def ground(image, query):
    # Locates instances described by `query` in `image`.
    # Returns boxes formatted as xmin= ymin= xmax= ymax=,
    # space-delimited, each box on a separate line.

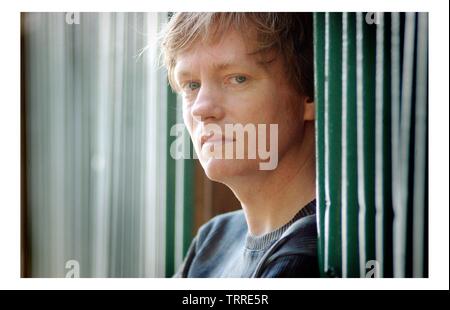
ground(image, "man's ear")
xmin=303 ymin=97 xmax=315 ymax=121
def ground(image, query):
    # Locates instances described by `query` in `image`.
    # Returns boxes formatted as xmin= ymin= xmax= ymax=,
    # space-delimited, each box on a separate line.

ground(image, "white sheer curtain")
xmin=24 ymin=12 xmax=168 ymax=277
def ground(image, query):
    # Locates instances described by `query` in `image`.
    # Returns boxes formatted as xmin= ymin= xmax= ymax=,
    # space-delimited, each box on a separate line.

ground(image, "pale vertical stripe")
xmin=93 ymin=12 xmax=112 ymax=277
xmin=394 ymin=13 xmax=416 ymax=278
xmin=157 ymin=12 xmax=169 ymax=277
xmin=375 ymin=12 xmax=385 ymax=278
xmin=323 ymin=12 xmax=331 ymax=272
xmin=341 ymin=12 xmax=349 ymax=278
xmin=42 ymin=14 xmax=51 ymax=276
xmin=356 ymin=12 xmax=367 ymax=277
xmin=53 ymin=13 xmax=66 ymax=277
xmin=146 ymin=12 xmax=156 ymax=277
xmin=72 ymin=13 xmax=83 ymax=275
xmin=110 ymin=12 xmax=125 ymax=276
xmin=144 ymin=12 xmax=167 ymax=277
xmin=63 ymin=12 xmax=75 ymax=277
xmin=413 ymin=13 xmax=428 ymax=278
xmin=390 ymin=12 xmax=402 ymax=278
xmin=156 ymin=12 xmax=169 ymax=277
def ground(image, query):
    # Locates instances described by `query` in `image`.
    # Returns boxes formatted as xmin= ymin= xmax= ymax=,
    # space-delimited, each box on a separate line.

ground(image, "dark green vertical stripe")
xmin=375 ymin=13 xmax=394 ymax=278
xmin=165 ymin=87 xmax=177 ymax=277
xmin=313 ymin=12 xmax=326 ymax=277
xmin=341 ymin=12 xmax=360 ymax=278
xmin=380 ymin=13 xmax=394 ymax=278
xmin=183 ymin=155 xmax=194 ymax=255
xmin=324 ymin=12 xmax=342 ymax=277
xmin=401 ymin=13 xmax=417 ymax=278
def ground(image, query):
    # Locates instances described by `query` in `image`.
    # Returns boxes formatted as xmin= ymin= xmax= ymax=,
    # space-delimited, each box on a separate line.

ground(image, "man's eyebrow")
xmin=175 ymin=70 xmax=195 ymax=80
xmin=175 ymin=58 xmax=267 ymax=81
xmin=211 ymin=61 xmax=241 ymax=71
xmin=211 ymin=58 xmax=265 ymax=71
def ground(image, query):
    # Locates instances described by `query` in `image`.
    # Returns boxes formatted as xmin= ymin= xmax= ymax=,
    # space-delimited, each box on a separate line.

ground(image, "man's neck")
xmin=225 ymin=124 xmax=316 ymax=236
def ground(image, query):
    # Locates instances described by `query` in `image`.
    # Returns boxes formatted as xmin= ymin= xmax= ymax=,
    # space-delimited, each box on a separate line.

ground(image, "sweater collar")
xmin=245 ymin=199 xmax=316 ymax=251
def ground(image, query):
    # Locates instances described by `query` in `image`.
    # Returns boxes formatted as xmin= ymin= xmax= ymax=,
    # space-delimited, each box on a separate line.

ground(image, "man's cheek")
xmin=182 ymin=111 xmax=194 ymax=133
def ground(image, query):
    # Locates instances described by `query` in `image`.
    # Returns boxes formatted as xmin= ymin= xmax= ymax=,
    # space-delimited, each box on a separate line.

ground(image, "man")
xmin=161 ymin=13 xmax=318 ymax=277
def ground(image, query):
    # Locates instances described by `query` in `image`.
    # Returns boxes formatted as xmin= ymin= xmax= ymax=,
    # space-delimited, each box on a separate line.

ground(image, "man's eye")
xmin=186 ymin=81 xmax=200 ymax=91
xmin=230 ymin=75 xmax=247 ymax=84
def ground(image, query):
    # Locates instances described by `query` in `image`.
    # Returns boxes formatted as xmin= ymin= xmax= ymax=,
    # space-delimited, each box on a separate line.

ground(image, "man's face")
xmin=174 ymin=29 xmax=307 ymax=183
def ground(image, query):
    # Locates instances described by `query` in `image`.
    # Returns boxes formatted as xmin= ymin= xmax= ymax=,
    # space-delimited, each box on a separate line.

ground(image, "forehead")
xmin=174 ymin=29 xmax=264 ymax=75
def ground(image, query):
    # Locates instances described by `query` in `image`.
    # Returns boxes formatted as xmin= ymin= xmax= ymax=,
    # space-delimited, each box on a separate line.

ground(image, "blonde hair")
xmin=160 ymin=13 xmax=313 ymax=98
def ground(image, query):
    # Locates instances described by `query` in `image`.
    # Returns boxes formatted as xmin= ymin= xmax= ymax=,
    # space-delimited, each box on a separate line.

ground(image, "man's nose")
xmin=190 ymin=85 xmax=225 ymax=123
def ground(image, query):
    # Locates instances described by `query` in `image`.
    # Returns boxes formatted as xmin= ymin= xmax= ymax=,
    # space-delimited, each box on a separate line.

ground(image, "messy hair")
xmin=160 ymin=12 xmax=314 ymax=99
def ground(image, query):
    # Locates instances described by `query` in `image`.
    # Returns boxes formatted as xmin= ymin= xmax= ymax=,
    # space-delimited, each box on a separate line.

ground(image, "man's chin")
xmin=202 ymin=159 xmax=231 ymax=182
xmin=201 ymin=158 xmax=258 ymax=182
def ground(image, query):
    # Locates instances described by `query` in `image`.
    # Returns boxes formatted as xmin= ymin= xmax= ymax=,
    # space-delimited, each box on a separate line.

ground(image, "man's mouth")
xmin=200 ymin=133 xmax=235 ymax=148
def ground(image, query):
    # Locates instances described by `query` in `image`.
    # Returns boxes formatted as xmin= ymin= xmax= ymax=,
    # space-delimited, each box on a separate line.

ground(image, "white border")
xmin=1 ymin=0 xmax=448 ymax=290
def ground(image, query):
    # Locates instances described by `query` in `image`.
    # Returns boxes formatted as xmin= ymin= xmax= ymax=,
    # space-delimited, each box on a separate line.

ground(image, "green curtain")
xmin=314 ymin=12 xmax=428 ymax=278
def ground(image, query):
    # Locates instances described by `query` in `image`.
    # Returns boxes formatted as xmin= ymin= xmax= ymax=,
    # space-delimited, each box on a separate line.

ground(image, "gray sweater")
xmin=174 ymin=200 xmax=319 ymax=278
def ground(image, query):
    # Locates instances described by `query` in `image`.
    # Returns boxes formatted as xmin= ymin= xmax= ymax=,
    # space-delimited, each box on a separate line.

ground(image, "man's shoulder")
xmin=263 ymin=213 xmax=318 ymax=263
xmin=284 ymin=213 xmax=317 ymax=239
xmin=253 ymin=214 xmax=319 ymax=277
